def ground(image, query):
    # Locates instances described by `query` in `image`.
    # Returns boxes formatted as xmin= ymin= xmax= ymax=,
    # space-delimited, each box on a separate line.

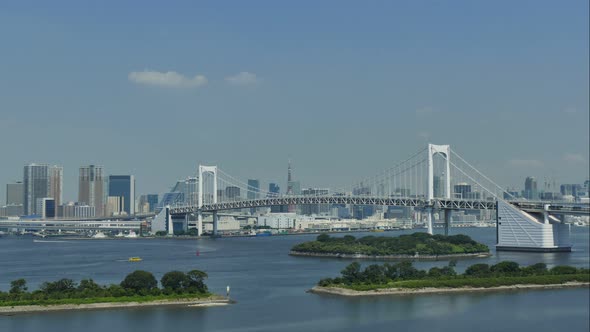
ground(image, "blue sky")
xmin=0 ymin=0 xmax=588 ymax=202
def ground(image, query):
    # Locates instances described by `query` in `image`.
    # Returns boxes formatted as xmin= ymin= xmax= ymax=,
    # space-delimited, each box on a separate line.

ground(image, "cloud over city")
xmin=563 ymin=153 xmax=587 ymax=164
xmin=225 ymin=72 xmax=258 ymax=86
xmin=128 ymin=70 xmax=208 ymax=88
xmin=507 ymin=159 xmax=544 ymax=168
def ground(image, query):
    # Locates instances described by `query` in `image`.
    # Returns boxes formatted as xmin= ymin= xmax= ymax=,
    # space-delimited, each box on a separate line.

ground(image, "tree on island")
xmin=187 ymin=270 xmax=208 ymax=293
xmin=9 ymin=279 xmax=27 ymax=294
xmin=161 ymin=271 xmax=189 ymax=293
xmin=121 ymin=270 xmax=158 ymax=294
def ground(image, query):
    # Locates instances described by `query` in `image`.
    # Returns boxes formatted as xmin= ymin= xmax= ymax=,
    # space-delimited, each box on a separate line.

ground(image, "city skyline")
xmin=0 ymin=1 xmax=588 ymax=204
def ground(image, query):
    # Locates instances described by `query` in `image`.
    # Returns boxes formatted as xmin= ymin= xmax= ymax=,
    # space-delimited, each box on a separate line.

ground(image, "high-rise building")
xmin=286 ymin=160 xmax=296 ymax=212
xmin=139 ymin=194 xmax=158 ymax=212
xmin=453 ymin=183 xmax=472 ymax=199
xmin=79 ymin=165 xmax=105 ymax=217
xmin=36 ymin=197 xmax=55 ymax=219
xmin=524 ymin=176 xmax=538 ymax=200
xmin=23 ymin=164 xmax=50 ymax=215
xmin=6 ymin=181 xmax=24 ymax=205
xmin=59 ymin=202 xmax=95 ymax=218
xmin=433 ymin=175 xmax=444 ymax=198
xmin=560 ymin=184 xmax=582 ymax=197
xmin=225 ymin=186 xmax=241 ymax=199
xmin=106 ymin=196 xmax=125 ymax=216
xmin=49 ymin=166 xmax=63 ymax=209
xmin=268 ymin=183 xmax=280 ymax=197
xmin=247 ymin=179 xmax=260 ymax=200
xmin=108 ymin=175 xmax=135 ymax=215
xmin=301 ymin=188 xmax=330 ymax=215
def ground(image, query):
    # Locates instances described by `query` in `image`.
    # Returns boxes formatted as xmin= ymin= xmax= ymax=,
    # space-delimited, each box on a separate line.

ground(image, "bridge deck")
xmin=168 ymin=196 xmax=589 ymax=215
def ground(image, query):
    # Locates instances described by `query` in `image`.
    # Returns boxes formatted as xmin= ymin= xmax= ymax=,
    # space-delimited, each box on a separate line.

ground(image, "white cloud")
xmin=415 ymin=107 xmax=437 ymax=117
xmin=562 ymin=107 xmax=577 ymax=114
xmin=225 ymin=72 xmax=258 ymax=86
xmin=128 ymin=70 xmax=208 ymax=88
xmin=507 ymin=159 xmax=544 ymax=168
xmin=417 ymin=131 xmax=430 ymax=140
xmin=563 ymin=153 xmax=587 ymax=164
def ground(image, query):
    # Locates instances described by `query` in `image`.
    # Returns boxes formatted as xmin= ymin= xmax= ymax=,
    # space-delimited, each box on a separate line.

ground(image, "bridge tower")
xmin=198 ymin=165 xmax=217 ymax=236
xmin=427 ymin=144 xmax=451 ymax=234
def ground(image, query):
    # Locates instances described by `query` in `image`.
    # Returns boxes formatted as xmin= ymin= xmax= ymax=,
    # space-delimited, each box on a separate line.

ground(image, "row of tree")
xmin=0 ymin=270 xmax=208 ymax=302
xmin=318 ymin=261 xmax=589 ymax=287
xmin=293 ymin=233 xmax=489 ymax=256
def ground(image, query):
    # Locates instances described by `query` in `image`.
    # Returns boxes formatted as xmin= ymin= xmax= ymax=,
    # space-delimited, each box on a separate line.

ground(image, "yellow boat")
xmin=128 ymin=257 xmax=142 ymax=262
xmin=371 ymin=229 xmax=384 ymax=232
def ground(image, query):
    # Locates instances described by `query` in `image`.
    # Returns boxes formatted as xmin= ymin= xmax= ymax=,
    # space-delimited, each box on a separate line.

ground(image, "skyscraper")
xmin=108 ymin=175 xmax=135 ymax=215
xmin=79 ymin=165 xmax=105 ymax=217
xmin=524 ymin=176 xmax=538 ymax=200
xmin=225 ymin=186 xmax=241 ymax=199
xmin=23 ymin=164 xmax=50 ymax=215
xmin=433 ymin=175 xmax=444 ymax=198
xmin=268 ymin=183 xmax=280 ymax=197
xmin=49 ymin=166 xmax=63 ymax=209
xmin=6 ymin=181 xmax=24 ymax=205
xmin=247 ymin=179 xmax=260 ymax=200
xmin=286 ymin=160 xmax=301 ymax=212
xmin=268 ymin=183 xmax=282 ymax=213
xmin=453 ymin=183 xmax=472 ymax=199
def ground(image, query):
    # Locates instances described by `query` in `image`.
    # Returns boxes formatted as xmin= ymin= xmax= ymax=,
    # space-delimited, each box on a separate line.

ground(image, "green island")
xmin=311 ymin=261 xmax=590 ymax=296
xmin=0 ymin=269 xmax=230 ymax=313
xmin=291 ymin=233 xmax=490 ymax=260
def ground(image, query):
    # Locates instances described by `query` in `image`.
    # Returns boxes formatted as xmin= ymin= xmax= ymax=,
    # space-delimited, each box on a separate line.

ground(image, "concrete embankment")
xmin=309 ymin=282 xmax=590 ymax=297
xmin=290 ymin=251 xmax=491 ymax=261
xmin=0 ymin=297 xmax=233 ymax=315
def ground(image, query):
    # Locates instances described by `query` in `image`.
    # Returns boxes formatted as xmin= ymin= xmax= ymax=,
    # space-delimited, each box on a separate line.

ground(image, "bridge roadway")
xmin=0 ymin=219 xmax=142 ymax=231
xmin=168 ymin=196 xmax=590 ymax=216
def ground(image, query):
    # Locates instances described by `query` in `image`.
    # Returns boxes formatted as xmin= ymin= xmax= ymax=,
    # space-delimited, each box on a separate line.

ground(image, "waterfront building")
xmin=524 ymin=176 xmax=538 ymax=200
xmin=247 ymin=179 xmax=260 ymax=199
xmin=560 ymin=184 xmax=582 ymax=197
xmin=49 ymin=166 xmax=63 ymax=209
xmin=106 ymin=196 xmax=126 ymax=216
xmin=108 ymin=175 xmax=135 ymax=215
xmin=79 ymin=165 xmax=105 ymax=217
xmin=36 ymin=197 xmax=55 ymax=219
xmin=225 ymin=186 xmax=241 ymax=199
xmin=433 ymin=175 xmax=444 ymax=198
xmin=268 ymin=183 xmax=283 ymax=212
xmin=23 ymin=164 xmax=50 ymax=215
xmin=6 ymin=181 xmax=24 ymax=206
xmin=59 ymin=202 xmax=96 ymax=218
xmin=453 ymin=183 xmax=472 ymax=199
xmin=139 ymin=194 xmax=158 ymax=212
xmin=0 ymin=204 xmax=24 ymax=217
xmin=301 ymin=188 xmax=330 ymax=215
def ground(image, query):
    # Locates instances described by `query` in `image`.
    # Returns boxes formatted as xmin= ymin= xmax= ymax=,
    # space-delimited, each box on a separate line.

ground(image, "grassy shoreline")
xmin=310 ymin=281 xmax=590 ymax=297
xmin=0 ymin=292 xmax=218 ymax=307
xmin=290 ymin=250 xmax=491 ymax=261
xmin=319 ymin=274 xmax=590 ymax=292
xmin=0 ymin=294 xmax=231 ymax=314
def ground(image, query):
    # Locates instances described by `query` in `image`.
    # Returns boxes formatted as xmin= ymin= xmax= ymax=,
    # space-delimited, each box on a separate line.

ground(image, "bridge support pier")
xmin=444 ymin=210 xmax=452 ymax=236
xmin=197 ymin=211 xmax=203 ymax=236
xmin=213 ymin=211 xmax=218 ymax=236
xmin=426 ymin=209 xmax=433 ymax=235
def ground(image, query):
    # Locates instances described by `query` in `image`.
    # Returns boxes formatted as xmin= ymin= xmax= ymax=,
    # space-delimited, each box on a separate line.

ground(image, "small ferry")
xmin=128 ymin=257 xmax=142 ymax=262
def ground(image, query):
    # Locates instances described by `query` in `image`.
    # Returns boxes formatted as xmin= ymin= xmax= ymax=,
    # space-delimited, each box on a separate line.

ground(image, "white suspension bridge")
xmin=153 ymin=143 xmax=589 ymax=252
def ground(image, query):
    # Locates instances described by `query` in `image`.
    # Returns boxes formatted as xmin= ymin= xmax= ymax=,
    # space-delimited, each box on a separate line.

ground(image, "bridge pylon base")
xmin=496 ymin=200 xmax=572 ymax=252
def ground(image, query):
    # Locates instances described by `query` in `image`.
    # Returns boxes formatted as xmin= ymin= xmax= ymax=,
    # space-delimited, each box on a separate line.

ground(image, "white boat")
xmin=125 ymin=231 xmax=138 ymax=238
xmin=115 ymin=232 xmax=124 ymax=237
xmin=92 ymin=232 xmax=107 ymax=238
